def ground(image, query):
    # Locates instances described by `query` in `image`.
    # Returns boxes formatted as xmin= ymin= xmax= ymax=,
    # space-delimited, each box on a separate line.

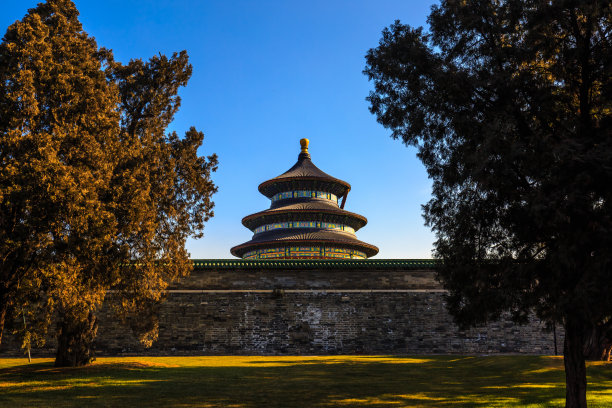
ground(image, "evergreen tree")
xmin=364 ymin=1 xmax=611 ymax=407
xmin=0 ymin=0 xmax=217 ymax=366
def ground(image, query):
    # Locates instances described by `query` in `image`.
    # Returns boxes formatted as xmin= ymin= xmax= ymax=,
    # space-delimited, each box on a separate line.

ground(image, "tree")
xmin=364 ymin=1 xmax=611 ymax=407
xmin=101 ymin=51 xmax=218 ymax=354
xmin=0 ymin=0 xmax=121 ymax=356
xmin=0 ymin=0 xmax=217 ymax=366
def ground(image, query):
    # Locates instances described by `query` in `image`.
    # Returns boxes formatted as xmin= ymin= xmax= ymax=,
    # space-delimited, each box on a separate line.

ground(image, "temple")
xmin=231 ymin=139 xmax=379 ymax=259
xmin=2 ymin=143 xmax=556 ymax=357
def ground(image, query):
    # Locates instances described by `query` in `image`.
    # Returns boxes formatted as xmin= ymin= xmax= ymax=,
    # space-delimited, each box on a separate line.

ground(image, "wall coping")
xmin=191 ymin=259 xmax=438 ymax=270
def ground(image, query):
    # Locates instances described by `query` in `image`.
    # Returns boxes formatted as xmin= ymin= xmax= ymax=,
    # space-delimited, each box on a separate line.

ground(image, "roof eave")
xmin=258 ymin=177 xmax=351 ymax=198
xmin=241 ymin=208 xmax=368 ymax=230
xmin=230 ymin=239 xmax=379 ymax=258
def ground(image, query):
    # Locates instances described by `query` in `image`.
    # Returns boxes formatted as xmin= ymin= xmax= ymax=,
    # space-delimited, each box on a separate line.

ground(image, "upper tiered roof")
xmin=258 ymin=139 xmax=351 ymax=199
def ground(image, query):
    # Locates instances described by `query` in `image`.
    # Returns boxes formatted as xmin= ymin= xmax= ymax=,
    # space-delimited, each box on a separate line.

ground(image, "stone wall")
xmin=0 ymin=264 xmax=562 ymax=356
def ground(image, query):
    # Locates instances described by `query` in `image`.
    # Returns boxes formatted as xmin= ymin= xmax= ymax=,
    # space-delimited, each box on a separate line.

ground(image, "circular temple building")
xmin=231 ymin=139 xmax=379 ymax=259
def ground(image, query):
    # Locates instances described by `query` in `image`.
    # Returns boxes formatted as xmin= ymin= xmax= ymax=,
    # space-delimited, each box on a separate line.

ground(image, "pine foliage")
xmin=0 ymin=0 xmax=217 ymax=366
xmin=364 ymin=1 xmax=611 ymax=407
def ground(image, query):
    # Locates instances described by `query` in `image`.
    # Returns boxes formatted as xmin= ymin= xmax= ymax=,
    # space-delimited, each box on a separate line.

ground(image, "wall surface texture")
xmin=0 ymin=263 xmax=561 ymax=356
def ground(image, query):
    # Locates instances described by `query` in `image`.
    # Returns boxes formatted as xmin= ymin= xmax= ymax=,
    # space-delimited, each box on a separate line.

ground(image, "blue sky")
xmin=3 ymin=0 xmax=438 ymax=259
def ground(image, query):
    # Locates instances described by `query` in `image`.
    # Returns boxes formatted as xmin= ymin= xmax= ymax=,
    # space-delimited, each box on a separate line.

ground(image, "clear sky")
xmin=3 ymin=0 xmax=438 ymax=259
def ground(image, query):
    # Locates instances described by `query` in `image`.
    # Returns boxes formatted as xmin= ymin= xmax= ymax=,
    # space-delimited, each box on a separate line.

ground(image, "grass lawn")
xmin=0 ymin=355 xmax=611 ymax=407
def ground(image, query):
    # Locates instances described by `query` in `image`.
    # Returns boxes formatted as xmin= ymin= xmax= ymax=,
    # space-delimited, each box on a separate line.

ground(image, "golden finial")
xmin=300 ymin=138 xmax=309 ymax=154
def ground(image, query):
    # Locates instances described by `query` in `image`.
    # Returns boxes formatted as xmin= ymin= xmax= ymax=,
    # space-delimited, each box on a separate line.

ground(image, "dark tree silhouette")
xmin=364 ymin=1 xmax=611 ymax=407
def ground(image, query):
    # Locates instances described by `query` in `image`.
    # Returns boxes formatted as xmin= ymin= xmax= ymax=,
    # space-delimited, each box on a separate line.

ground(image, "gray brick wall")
xmin=0 ymin=267 xmax=562 ymax=356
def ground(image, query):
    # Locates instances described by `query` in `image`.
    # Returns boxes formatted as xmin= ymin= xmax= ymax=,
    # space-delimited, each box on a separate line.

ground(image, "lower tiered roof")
xmin=230 ymin=228 xmax=379 ymax=258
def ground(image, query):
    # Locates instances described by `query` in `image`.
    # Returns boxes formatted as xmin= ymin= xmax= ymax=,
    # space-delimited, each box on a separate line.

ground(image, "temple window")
xmin=253 ymin=221 xmax=355 ymax=234
xmin=243 ymin=247 xmax=367 ymax=260
xmin=272 ymin=191 xmax=338 ymax=204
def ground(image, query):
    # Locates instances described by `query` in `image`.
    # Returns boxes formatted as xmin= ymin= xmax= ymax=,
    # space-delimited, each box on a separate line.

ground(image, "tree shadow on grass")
xmin=0 ymin=356 xmax=609 ymax=407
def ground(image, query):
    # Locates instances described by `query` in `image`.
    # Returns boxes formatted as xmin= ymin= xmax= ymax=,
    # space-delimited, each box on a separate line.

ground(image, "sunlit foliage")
xmin=0 ymin=0 xmax=217 ymax=367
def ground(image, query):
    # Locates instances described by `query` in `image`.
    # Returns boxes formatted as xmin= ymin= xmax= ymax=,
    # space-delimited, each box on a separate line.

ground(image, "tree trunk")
xmin=0 ymin=287 xmax=12 ymax=346
xmin=0 ymin=302 xmax=7 ymax=346
xmin=54 ymin=310 xmax=98 ymax=367
xmin=564 ymin=320 xmax=588 ymax=408
xmin=583 ymin=323 xmax=612 ymax=361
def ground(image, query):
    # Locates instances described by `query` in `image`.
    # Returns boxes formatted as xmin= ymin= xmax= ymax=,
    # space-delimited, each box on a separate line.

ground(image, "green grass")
xmin=0 ymin=355 xmax=611 ymax=407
